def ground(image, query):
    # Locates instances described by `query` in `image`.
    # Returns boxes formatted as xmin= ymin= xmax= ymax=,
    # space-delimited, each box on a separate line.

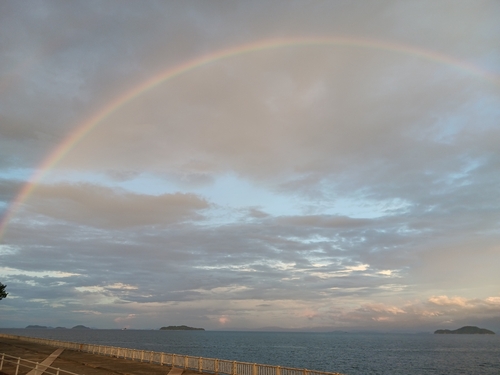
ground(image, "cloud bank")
xmin=1 ymin=0 xmax=499 ymax=331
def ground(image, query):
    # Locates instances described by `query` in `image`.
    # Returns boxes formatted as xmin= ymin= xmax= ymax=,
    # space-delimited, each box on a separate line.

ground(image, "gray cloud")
xmin=28 ymin=182 xmax=209 ymax=228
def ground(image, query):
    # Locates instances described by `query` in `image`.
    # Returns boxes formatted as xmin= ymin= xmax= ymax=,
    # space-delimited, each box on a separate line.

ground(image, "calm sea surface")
xmin=1 ymin=329 xmax=499 ymax=375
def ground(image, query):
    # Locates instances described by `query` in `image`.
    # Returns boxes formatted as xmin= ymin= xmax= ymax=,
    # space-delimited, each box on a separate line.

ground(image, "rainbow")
xmin=1 ymin=36 xmax=498 ymax=240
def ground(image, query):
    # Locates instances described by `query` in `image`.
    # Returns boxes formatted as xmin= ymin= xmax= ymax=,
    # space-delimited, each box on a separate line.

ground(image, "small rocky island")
xmin=434 ymin=326 xmax=495 ymax=334
xmin=160 ymin=325 xmax=204 ymax=331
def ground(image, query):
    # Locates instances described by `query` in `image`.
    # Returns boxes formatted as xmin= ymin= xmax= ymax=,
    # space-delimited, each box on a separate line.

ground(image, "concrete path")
xmin=26 ymin=348 xmax=64 ymax=375
xmin=0 ymin=336 xmax=198 ymax=375
xmin=168 ymin=368 xmax=184 ymax=375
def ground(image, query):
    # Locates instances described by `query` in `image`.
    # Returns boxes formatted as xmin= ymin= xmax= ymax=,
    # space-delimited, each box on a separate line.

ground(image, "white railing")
xmin=0 ymin=333 xmax=344 ymax=375
xmin=0 ymin=352 xmax=82 ymax=375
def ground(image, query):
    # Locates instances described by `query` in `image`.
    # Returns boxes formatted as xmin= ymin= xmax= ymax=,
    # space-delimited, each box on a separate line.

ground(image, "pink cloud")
xmin=219 ymin=315 xmax=230 ymax=325
xmin=114 ymin=314 xmax=136 ymax=324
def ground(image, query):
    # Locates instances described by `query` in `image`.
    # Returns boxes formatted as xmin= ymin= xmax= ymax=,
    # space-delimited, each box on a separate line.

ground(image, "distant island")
xmin=72 ymin=325 xmax=91 ymax=329
xmin=25 ymin=324 xmax=90 ymax=330
xmin=434 ymin=326 xmax=495 ymax=334
xmin=160 ymin=325 xmax=204 ymax=331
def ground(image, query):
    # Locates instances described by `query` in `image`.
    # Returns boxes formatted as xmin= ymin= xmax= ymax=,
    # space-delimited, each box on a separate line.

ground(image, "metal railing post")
xmin=184 ymin=356 xmax=188 ymax=369
xmin=215 ymin=359 xmax=219 ymax=374
xmin=232 ymin=361 xmax=237 ymax=375
xmin=198 ymin=357 xmax=202 ymax=373
xmin=0 ymin=353 xmax=4 ymax=370
xmin=14 ymin=357 xmax=20 ymax=375
xmin=276 ymin=366 xmax=281 ymax=375
xmin=253 ymin=363 xmax=257 ymax=375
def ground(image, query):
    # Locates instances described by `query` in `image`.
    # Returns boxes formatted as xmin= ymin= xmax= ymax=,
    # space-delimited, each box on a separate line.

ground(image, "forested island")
xmin=434 ymin=326 xmax=495 ymax=334
xmin=160 ymin=325 xmax=204 ymax=331
xmin=71 ymin=325 xmax=91 ymax=329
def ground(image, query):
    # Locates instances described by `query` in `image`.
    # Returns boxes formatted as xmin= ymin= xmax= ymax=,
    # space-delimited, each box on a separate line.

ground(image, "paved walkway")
xmin=26 ymin=348 xmax=64 ymax=375
xmin=0 ymin=336 xmax=194 ymax=375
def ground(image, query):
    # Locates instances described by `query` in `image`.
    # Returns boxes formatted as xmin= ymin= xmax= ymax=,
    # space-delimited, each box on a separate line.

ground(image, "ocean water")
xmin=1 ymin=329 xmax=499 ymax=375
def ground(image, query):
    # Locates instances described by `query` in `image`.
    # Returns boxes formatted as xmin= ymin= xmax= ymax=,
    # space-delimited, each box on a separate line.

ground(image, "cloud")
xmin=0 ymin=179 xmax=25 ymax=206
xmin=0 ymin=1 xmax=499 ymax=331
xmin=0 ymin=267 xmax=80 ymax=279
xmin=428 ymin=295 xmax=470 ymax=307
xmin=73 ymin=310 xmax=102 ymax=315
xmin=338 ymin=295 xmax=500 ymax=329
xmin=297 ymin=309 xmax=320 ymax=320
xmin=107 ymin=283 xmax=138 ymax=291
xmin=114 ymin=314 xmax=136 ymax=324
xmin=26 ymin=182 xmax=209 ymax=228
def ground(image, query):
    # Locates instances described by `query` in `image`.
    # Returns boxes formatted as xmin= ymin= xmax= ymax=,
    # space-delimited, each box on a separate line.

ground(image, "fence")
xmin=0 ymin=333 xmax=343 ymax=375
xmin=0 ymin=352 xmax=82 ymax=375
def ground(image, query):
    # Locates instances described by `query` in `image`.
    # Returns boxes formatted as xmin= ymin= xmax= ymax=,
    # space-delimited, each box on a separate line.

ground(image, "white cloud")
xmin=73 ymin=310 xmax=102 ymax=315
xmin=107 ymin=283 xmax=138 ymax=290
xmin=0 ymin=267 xmax=80 ymax=278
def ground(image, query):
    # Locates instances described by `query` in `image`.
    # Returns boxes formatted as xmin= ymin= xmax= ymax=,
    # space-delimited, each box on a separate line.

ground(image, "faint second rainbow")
xmin=1 ymin=36 xmax=498 ymax=240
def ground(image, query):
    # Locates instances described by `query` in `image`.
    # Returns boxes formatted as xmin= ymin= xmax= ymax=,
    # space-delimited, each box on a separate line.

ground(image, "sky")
xmin=1 ymin=1 xmax=500 ymax=332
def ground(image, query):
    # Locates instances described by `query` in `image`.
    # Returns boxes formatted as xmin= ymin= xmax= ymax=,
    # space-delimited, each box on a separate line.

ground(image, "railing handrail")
xmin=0 ymin=333 xmax=344 ymax=375
xmin=0 ymin=351 xmax=83 ymax=375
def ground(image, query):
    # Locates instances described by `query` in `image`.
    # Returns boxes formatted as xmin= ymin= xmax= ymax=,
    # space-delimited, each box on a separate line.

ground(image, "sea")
xmin=0 ymin=329 xmax=499 ymax=375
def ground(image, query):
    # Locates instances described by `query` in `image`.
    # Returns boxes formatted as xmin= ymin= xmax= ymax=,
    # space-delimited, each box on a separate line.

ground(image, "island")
xmin=71 ymin=325 xmax=91 ymax=330
xmin=159 ymin=325 xmax=204 ymax=331
xmin=434 ymin=326 xmax=495 ymax=334
xmin=25 ymin=325 xmax=48 ymax=329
